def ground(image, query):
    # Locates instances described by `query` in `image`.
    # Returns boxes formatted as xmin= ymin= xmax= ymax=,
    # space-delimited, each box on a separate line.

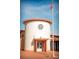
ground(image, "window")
xmin=38 ymin=24 xmax=43 ymax=30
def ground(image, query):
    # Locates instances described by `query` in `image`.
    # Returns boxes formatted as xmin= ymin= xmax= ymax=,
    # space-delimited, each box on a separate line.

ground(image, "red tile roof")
xmin=24 ymin=18 xmax=52 ymax=25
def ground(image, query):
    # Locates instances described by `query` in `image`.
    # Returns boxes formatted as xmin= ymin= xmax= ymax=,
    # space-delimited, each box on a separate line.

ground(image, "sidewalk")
xmin=20 ymin=50 xmax=59 ymax=59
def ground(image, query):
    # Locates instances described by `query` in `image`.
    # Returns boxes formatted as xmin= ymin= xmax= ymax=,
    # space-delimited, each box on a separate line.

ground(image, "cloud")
xmin=21 ymin=4 xmax=53 ymax=20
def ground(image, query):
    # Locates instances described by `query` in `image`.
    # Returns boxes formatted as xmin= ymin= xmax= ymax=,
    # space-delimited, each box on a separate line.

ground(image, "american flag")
xmin=50 ymin=4 xmax=53 ymax=10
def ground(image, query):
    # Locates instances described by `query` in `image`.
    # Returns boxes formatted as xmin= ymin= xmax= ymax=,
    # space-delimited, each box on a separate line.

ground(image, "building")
xmin=20 ymin=31 xmax=59 ymax=52
xmin=24 ymin=18 xmax=52 ymax=52
xmin=20 ymin=18 xmax=59 ymax=52
xmin=20 ymin=30 xmax=25 ymax=50
xmin=50 ymin=35 xmax=59 ymax=51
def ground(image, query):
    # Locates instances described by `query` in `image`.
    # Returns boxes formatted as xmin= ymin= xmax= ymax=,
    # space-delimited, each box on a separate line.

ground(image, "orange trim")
xmin=34 ymin=40 xmax=36 ymax=52
xmin=34 ymin=38 xmax=48 ymax=41
xmin=42 ymin=41 xmax=46 ymax=52
xmin=45 ymin=41 xmax=46 ymax=51
xmin=24 ymin=18 xmax=52 ymax=25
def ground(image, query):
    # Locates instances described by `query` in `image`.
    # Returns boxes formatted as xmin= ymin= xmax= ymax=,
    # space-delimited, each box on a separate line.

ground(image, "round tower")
xmin=24 ymin=18 xmax=52 ymax=52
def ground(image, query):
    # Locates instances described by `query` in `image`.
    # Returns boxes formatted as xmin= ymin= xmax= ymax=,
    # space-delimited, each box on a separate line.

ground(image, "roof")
xmin=24 ymin=18 xmax=52 ymax=25
xmin=50 ymin=35 xmax=59 ymax=41
xmin=50 ymin=35 xmax=59 ymax=38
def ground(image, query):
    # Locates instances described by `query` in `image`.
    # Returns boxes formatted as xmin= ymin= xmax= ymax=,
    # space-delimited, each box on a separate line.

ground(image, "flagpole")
xmin=50 ymin=1 xmax=55 ymax=57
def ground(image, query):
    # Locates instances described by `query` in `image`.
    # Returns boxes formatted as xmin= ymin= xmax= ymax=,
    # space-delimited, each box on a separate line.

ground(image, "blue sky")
xmin=20 ymin=0 xmax=59 ymax=35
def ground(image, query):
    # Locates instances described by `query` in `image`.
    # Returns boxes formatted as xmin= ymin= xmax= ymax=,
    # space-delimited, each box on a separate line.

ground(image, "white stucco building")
xmin=24 ymin=18 xmax=52 ymax=52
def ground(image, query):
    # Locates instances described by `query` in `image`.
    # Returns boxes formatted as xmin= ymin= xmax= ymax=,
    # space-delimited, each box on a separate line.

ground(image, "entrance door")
xmin=37 ymin=42 xmax=42 ymax=52
xmin=34 ymin=40 xmax=46 ymax=52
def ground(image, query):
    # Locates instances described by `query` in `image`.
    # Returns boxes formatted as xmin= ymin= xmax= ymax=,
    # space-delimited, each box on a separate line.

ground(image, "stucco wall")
xmin=25 ymin=21 xmax=51 ymax=51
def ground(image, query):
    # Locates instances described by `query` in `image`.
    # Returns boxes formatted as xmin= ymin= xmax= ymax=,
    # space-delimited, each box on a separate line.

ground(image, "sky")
xmin=20 ymin=0 xmax=59 ymax=35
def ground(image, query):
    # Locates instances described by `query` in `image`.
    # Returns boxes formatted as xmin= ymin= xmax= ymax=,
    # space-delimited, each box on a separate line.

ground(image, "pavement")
xmin=20 ymin=50 xmax=59 ymax=59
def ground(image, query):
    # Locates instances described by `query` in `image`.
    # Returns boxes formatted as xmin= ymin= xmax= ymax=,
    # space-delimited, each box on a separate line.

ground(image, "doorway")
xmin=34 ymin=40 xmax=46 ymax=52
xmin=50 ymin=40 xmax=59 ymax=51
xmin=37 ymin=42 xmax=43 ymax=52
